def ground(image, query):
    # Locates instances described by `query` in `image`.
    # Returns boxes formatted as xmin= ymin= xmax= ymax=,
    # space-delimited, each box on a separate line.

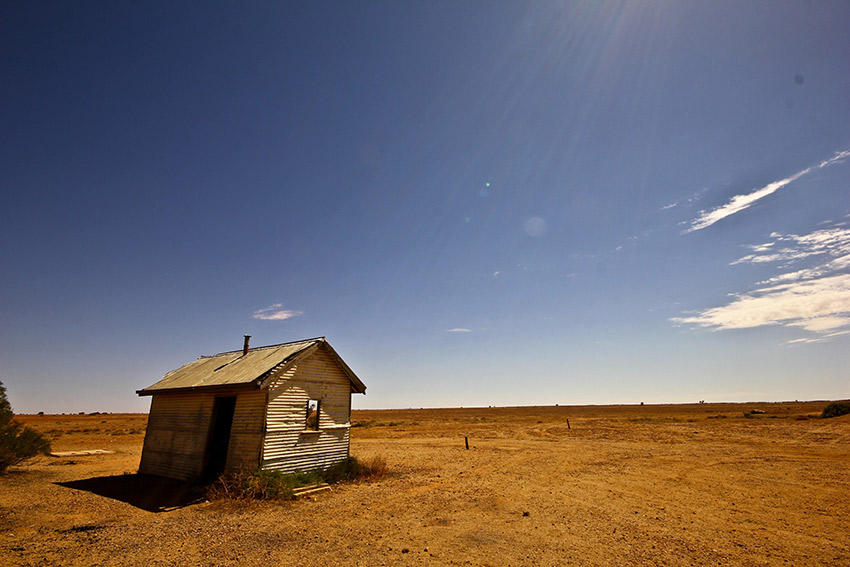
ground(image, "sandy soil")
xmin=1 ymin=402 xmax=848 ymax=566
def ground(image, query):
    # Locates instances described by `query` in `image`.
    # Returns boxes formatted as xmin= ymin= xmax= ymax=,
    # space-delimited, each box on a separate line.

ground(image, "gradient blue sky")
xmin=2 ymin=1 xmax=849 ymax=414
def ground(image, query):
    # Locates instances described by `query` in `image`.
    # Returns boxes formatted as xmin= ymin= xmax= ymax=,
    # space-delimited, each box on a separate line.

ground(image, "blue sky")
xmin=2 ymin=1 xmax=848 ymax=413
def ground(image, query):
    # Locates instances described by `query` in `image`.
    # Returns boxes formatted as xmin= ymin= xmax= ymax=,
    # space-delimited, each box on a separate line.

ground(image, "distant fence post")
xmin=465 ymin=436 xmax=469 ymax=450
xmin=567 ymin=419 xmax=571 ymax=430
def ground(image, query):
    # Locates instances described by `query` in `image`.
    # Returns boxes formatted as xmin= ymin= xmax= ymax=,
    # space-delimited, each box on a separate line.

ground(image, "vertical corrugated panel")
xmin=138 ymin=393 xmax=215 ymax=481
xmin=262 ymin=348 xmax=353 ymax=473
xmin=224 ymin=390 xmax=266 ymax=472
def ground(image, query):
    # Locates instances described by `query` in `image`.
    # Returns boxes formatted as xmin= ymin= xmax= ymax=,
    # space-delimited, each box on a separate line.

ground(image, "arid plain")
xmin=1 ymin=402 xmax=848 ymax=566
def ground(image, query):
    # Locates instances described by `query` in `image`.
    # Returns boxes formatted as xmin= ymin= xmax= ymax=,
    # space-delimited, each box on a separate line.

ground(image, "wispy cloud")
xmin=252 ymin=304 xmax=303 ymax=321
xmin=683 ymin=149 xmax=850 ymax=233
xmin=787 ymin=330 xmax=850 ymax=345
xmin=672 ymin=220 xmax=850 ymax=340
xmin=731 ymin=226 xmax=850 ymax=283
xmin=673 ymin=275 xmax=850 ymax=333
xmin=447 ymin=328 xmax=472 ymax=333
xmin=660 ymin=188 xmax=708 ymax=213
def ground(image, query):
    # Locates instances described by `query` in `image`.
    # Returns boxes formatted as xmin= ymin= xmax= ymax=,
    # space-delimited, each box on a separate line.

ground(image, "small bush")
xmin=207 ymin=456 xmax=387 ymax=501
xmin=0 ymin=380 xmax=51 ymax=473
xmin=207 ymin=469 xmax=296 ymax=501
xmin=796 ymin=414 xmax=818 ymax=421
xmin=821 ymin=401 xmax=850 ymax=419
xmin=322 ymin=456 xmax=387 ymax=484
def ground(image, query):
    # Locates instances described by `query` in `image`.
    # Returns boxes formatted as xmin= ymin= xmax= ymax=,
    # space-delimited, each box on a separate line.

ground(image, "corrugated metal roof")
xmin=138 ymin=338 xmax=323 ymax=395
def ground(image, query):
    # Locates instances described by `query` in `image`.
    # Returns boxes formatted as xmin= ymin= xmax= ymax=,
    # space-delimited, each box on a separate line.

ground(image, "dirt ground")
xmin=1 ymin=402 xmax=848 ymax=566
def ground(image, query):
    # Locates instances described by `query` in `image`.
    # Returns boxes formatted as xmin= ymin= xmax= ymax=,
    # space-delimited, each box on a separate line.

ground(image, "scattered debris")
xmin=51 ymin=450 xmax=114 ymax=457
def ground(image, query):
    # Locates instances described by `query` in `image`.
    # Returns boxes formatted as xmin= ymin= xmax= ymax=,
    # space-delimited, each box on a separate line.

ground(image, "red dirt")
xmin=2 ymin=402 xmax=848 ymax=566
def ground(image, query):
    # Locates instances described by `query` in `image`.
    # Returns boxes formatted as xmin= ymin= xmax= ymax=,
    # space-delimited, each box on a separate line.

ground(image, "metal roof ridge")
xmin=200 ymin=336 xmax=326 ymax=358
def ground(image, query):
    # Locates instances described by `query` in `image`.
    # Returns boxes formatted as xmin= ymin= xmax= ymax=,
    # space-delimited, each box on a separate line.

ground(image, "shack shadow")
xmin=57 ymin=474 xmax=207 ymax=512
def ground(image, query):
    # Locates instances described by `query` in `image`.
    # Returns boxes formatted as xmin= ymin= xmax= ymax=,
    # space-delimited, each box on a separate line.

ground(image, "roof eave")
xmin=320 ymin=341 xmax=367 ymax=394
xmin=254 ymin=342 xmax=321 ymax=390
xmin=136 ymin=382 xmax=261 ymax=397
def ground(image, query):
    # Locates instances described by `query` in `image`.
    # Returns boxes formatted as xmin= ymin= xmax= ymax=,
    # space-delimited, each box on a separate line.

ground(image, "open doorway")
xmin=203 ymin=396 xmax=236 ymax=480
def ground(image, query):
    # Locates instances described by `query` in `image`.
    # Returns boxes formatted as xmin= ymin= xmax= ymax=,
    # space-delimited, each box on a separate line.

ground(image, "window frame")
xmin=305 ymin=398 xmax=320 ymax=431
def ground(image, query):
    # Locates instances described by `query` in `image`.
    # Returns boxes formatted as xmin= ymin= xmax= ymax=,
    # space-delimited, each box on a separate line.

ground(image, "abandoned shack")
xmin=136 ymin=336 xmax=366 ymax=481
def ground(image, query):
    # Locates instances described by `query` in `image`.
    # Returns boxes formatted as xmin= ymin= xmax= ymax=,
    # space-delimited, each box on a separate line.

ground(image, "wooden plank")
xmin=292 ymin=483 xmax=331 ymax=498
xmin=51 ymin=450 xmax=114 ymax=457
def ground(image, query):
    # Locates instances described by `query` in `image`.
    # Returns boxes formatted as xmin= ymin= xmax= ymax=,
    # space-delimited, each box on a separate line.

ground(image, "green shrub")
xmin=821 ymin=401 xmax=850 ymax=419
xmin=0 ymin=380 xmax=51 ymax=473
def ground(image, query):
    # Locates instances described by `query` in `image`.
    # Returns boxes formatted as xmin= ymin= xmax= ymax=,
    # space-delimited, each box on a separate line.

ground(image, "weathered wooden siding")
xmin=224 ymin=390 xmax=266 ymax=472
xmin=262 ymin=347 xmax=352 ymax=473
xmin=138 ymin=392 xmax=215 ymax=480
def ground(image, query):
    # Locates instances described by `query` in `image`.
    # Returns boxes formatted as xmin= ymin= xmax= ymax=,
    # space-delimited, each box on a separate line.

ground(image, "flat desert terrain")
xmin=1 ymin=402 xmax=848 ymax=566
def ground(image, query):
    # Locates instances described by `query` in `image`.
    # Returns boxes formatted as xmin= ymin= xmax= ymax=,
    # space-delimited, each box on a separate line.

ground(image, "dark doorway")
xmin=203 ymin=396 xmax=236 ymax=480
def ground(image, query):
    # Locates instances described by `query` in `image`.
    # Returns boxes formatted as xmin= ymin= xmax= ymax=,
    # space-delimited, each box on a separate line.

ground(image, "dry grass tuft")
xmin=207 ymin=456 xmax=388 ymax=501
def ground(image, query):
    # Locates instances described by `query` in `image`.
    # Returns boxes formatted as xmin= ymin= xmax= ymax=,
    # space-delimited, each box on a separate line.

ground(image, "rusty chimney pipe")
xmin=243 ymin=335 xmax=251 ymax=356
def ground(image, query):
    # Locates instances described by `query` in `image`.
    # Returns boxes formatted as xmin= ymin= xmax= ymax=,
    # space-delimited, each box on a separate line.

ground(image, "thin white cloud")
xmin=787 ymin=329 xmax=850 ymax=345
xmin=252 ymin=304 xmax=303 ymax=321
xmin=683 ymin=149 xmax=850 ymax=233
xmin=673 ymin=220 xmax=850 ymax=340
xmin=447 ymin=328 xmax=472 ymax=333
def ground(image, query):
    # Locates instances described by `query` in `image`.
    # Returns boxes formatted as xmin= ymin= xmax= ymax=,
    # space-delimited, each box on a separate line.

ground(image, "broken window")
xmin=306 ymin=399 xmax=320 ymax=430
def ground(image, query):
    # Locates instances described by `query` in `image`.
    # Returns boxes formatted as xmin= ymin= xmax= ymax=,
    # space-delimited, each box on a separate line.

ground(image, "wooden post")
xmin=566 ymin=419 xmax=570 ymax=430
xmin=465 ymin=436 xmax=469 ymax=450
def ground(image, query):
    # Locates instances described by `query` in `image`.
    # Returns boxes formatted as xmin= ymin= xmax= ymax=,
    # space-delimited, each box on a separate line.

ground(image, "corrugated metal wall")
xmin=224 ymin=390 xmax=266 ymax=472
xmin=139 ymin=390 xmax=267 ymax=480
xmin=138 ymin=392 xmax=215 ymax=480
xmin=262 ymin=347 xmax=353 ymax=473
xmin=138 ymin=345 xmax=356 ymax=480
